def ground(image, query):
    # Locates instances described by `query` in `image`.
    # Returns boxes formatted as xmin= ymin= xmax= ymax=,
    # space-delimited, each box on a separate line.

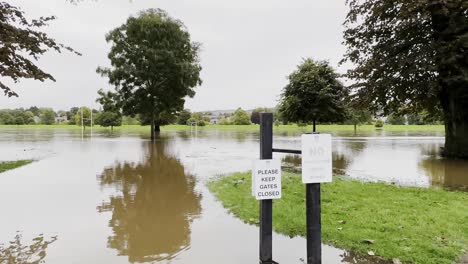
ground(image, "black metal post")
xmin=259 ymin=113 xmax=276 ymax=264
xmin=306 ymin=183 xmax=321 ymax=264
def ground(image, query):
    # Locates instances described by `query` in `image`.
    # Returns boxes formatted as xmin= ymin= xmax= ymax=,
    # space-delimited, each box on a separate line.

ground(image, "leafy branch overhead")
xmin=0 ymin=2 xmax=80 ymax=97
xmin=342 ymin=0 xmax=468 ymax=158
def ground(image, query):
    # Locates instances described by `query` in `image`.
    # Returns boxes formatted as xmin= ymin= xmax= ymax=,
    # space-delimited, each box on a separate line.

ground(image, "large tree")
xmin=343 ymin=0 xmax=468 ymax=158
xmin=97 ymin=9 xmax=202 ymax=139
xmin=278 ymin=58 xmax=348 ymax=132
xmin=0 ymin=2 xmax=78 ymax=97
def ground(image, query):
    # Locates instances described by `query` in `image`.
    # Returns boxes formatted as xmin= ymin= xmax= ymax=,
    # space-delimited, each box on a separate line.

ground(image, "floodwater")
xmin=0 ymin=128 xmax=466 ymax=264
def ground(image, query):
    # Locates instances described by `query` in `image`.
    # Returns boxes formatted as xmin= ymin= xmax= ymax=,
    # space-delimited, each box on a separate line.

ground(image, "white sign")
xmin=252 ymin=159 xmax=282 ymax=200
xmin=301 ymin=134 xmax=332 ymax=183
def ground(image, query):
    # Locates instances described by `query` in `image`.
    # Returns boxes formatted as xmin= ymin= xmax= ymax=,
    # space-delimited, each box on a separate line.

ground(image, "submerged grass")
xmin=208 ymin=172 xmax=468 ymax=264
xmin=0 ymin=160 xmax=33 ymax=173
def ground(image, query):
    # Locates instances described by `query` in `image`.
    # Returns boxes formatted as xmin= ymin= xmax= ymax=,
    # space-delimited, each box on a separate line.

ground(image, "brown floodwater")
xmin=0 ymin=128 xmax=466 ymax=263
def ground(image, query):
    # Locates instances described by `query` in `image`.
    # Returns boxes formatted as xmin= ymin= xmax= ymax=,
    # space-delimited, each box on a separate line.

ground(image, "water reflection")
xmin=0 ymin=232 xmax=57 ymax=263
xmin=281 ymin=139 xmax=367 ymax=176
xmin=97 ymin=141 xmax=202 ymax=262
xmin=420 ymin=158 xmax=468 ymax=191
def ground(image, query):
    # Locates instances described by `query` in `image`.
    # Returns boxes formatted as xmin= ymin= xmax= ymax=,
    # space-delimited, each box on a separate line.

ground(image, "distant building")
xmin=55 ymin=115 xmax=68 ymax=123
xmin=208 ymin=113 xmax=225 ymax=125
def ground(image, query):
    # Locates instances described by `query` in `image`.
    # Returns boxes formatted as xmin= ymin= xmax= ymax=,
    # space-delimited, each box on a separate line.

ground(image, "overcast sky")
xmin=2 ymin=0 xmax=349 ymax=112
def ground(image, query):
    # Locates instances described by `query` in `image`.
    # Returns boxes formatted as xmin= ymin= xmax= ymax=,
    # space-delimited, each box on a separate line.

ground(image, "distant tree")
xmin=342 ymin=0 xmax=468 ymax=158
xmin=0 ymin=112 xmax=14 ymax=125
xmin=96 ymin=112 xmax=121 ymax=131
xmin=40 ymin=108 xmax=55 ymax=125
xmin=97 ymin=9 xmax=202 ymax=139
xmin=375 ymin=119 xmax=384 ymax=128
xmin=231 ymin=108 xmax=251 ymax=125
xmin=386 ymin=114 xmax=406 ymax=125
xmin=219 ymin=119 xmax=231 ymax=125
xmin=96 ymin=89 xmax=120 ymax=112
xmin=407 ymin=113 xmax=424 ymax=125
xmin=67 ymin=107 xmax=79 ymax=125
xmin=278 ymin=58 xmax=348 ymax=132
xmin=0 ymin=2 xmax=79 ymax=97
xmin=191 ymin=112 xmax=203 ymax=122
xmin=27 ymin=106 xmax=40 ymax=117
xmin=74 ymin=107 xmax=91 ymax=127
xmin=347 ymin=108 xmax=373 ymax=132
xmin=96 ymin=88 xmax=122 ymax=130
xmin=21 ymin=111 xmax=35 ymax=124
xmin=122 ymin=116 xmax=140 ymax=125
xmin=177 ymin=109 xmax=191 ymax=125
xmin=14 ymin=116 xmax=24 ymax=125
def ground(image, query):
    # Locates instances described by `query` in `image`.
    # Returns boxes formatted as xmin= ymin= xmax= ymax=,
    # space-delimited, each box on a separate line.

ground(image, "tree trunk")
xmin=154 ymin=122 xmax=161 ymax=134
xmin=430 ymin=1 xmax=468 ymax=159
xmin=354 ymin=123 xmax=357 ymax=134
xmin=151 ymin=119 xmax=155 ymax=140
xmin=111 ymin=126 xmax=113 ymax=132
xmin=441 ymin=90 xmax=468 ymax=159
xmin=313 ymin=120 xmax=316 ymax=132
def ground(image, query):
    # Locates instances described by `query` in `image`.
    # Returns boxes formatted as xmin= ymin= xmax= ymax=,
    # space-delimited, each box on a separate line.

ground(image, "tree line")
xmin=1 ymin=1 xmax=466 ymax=158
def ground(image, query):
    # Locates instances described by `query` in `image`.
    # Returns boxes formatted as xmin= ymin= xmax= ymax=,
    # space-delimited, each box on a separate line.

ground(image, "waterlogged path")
xmin=0 ymin=128 xmax=465 ymax=263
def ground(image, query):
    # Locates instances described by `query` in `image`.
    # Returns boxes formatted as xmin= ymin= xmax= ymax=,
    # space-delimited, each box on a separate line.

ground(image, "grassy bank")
xmin=0 ymin=124 xmax=445 ymax=132
xmin=208 ymin=172 xmax=468 ymax=264
xmin=0 ymin=160 xmax=33 ymax=173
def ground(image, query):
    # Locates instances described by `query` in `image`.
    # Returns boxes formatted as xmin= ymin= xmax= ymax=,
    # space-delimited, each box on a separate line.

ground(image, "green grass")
xmin=0 ymin=124 xmax=445 ymax=132
xmin=208 ymin=172 xmax=468 ymax=264
xmin=0 ymin=160 xmax=33 ymax=173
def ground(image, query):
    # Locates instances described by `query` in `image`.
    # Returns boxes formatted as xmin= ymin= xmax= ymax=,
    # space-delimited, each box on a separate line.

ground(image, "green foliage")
xmin=197 ymin=120 xmax=206 ymax=126
xmin=67 ymin=107 xmax=79 ymax=125
xmin=97 ymin=8 xmax=202 ymax=129
xmin=374 ymin=119 xmax=384 ymax=128
xmin=278 ymin=59 xmax=348 ymax=125
xmin=0 ymin=160 xmax=33 ymax=173
xmin=121 ymin=116 xmax=140 ymax=125
xmin=346 ymin=108 xmax=373 ymax=126
xmin=219 ymin=119 xmax=231 ymax=125
xmin=177 ymin=109 xmax=191 ymax=125
xmin=191 ymin=112 xmax=203 ymax=121
xmin=0 ymin=112 xmax=15 ymax=125
xmin=209 ymin=172 xmax=468 ymax=264
xmin=0 ymin=2 xmax=79 ymax=97
xmin=231 ymin=108 xmax=251 ymax=125
xmin=186 ymin=118 xmax=196 ymax=125
xmin=96 ymin=89 xmax=121 ymax=113
xmin=14 ymin=116 xmax=24 ymax=125
xmin=0 ymin=109 xmax=37 ymax=125
xmin=74 ymin=107 xmax=91 ymax=126
xmin=386 ymin=114 xmax=406 ymax=125
xmin=342 ymin=0 xmax=468 ymax=158
xmin=96 ymin=111 xmax=122 ymax=129
xmin=40 ymin=108 xmax=56 ymax=125
xmin=27 ymin=106 xmax=40 ymax=116
xmin=22 ymin=111 xmax=35 ymax=124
